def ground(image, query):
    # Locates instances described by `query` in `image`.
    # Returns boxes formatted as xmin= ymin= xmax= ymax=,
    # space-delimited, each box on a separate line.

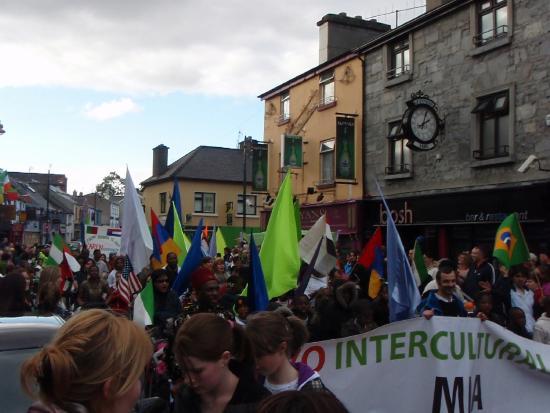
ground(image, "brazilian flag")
xmin=493 ymin=213 xmax=530 ymax=268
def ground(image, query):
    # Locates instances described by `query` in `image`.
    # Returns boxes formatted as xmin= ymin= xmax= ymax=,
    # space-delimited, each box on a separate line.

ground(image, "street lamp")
xmin=241 ymin=136 xmax=255 ymax=237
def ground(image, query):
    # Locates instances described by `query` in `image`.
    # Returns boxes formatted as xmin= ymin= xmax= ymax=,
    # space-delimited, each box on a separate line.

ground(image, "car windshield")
xmin=0 ymin=348 xmax=41 ymax=412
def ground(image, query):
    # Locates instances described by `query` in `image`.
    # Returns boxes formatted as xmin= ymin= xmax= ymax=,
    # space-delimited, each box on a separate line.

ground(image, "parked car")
xmin=0 ymin=317 xmax=62 ymax=412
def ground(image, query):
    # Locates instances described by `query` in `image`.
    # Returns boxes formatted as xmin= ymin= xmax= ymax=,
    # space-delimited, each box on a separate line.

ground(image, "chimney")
xmin=317 ymin=13 xmax=391 ymax=63
xmin=426 ymin=0 xmax=453 ymax=12
xmin=152 ymin=144 xmax=169 ymax=176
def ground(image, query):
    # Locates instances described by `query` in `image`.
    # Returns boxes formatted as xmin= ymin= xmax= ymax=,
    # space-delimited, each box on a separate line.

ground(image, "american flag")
xmin=119 ymin=255 xmax=142 ymax=304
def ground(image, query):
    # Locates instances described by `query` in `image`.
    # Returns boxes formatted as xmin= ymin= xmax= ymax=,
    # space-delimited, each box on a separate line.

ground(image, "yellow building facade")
xmin=141 ymin=145 xmax=260 ymax=246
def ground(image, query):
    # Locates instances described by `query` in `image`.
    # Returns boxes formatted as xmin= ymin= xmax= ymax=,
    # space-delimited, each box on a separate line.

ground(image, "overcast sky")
xmin=0 ymin=0 xmax=425 ymax=193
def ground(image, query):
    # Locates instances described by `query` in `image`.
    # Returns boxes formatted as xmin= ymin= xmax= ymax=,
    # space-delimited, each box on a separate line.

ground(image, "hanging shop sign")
xmin=336 ymin=117 xmax=356 ymax=180
xmin=252 ymin=143 xmax=268 ymax=192
xmin=282 ymin=135 xmax=303 ymax=168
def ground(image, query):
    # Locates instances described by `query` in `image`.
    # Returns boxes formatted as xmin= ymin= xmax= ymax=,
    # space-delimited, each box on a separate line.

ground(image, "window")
xmin=319 ymin=71 xmax=335 ymax=106
xmin=159 ymin=192 xmax=167 ymax=214
xmin=280 ymin=91 xmax=290 ymax=122
xmin=237 ymin=194 xmax=257 ymax=216
xmin=386 ymin=122 xmax=411 ymax=175
xmin=388 ymin=38 xmax=410 ymax=79
xmin=475 ymin=0 xmax=508 ymax=46
xmin=319 ymin=139 xmax=335 ymax=184
xmin=472 ymin=91 xmax=510 ymax=160
xmin=194 ymin=192 xmax=216 ymax=214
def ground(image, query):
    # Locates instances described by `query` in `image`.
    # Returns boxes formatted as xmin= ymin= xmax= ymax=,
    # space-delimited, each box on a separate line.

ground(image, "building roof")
xmin=258 ymin=0 xmax=468 ymax=100
xmin=141 ymin=145 xmax=252 ymax=187
xmin=8 ymin=172 xmax=68 ymax=192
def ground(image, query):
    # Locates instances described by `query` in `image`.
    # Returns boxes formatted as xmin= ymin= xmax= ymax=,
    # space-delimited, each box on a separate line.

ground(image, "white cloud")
xmin=83 ymin=98 xmax=142 ymax=121
xmin=0 ymin=0 xmax=424 ymax=97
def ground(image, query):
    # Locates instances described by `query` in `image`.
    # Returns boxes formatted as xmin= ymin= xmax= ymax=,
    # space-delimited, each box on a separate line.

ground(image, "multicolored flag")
xmin=151 ymin=208 xmax=181 ymax=270
xmin=44 ymin=233 xmax=81 ymax=292
xmin=357 ymin=227 xmax=385 ymax=299
xmin=259 ymin=173 xmax=300 ymax=299
xmin=493 ymin=213 xmax=530 ymax=268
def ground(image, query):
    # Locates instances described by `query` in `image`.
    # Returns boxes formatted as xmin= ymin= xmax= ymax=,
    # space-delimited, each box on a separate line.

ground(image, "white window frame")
xmin=236 ymin=194 xmax=258 ymax=217
xmin=319 ymin=139 xmax=335 ymax=185
xmin=319 ymin=71 xmax=335 ymax=106
xmin=194 ymin=192 xmax=216 ymax=214
xmin=470 ymin=84 xmax=515 ymax=168
xmin=280 ymin=91 xmax=290 ymax=122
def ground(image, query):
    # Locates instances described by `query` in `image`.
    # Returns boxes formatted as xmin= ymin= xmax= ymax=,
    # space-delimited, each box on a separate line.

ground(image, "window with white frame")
xmin=472 ymin=90 xmax=510 ymax=160
xmin=194 ymin=192 xmax=216 ymax=214
xmin=475 ymin=0 xmax=508 ymax=45
xmin=386 ymin=122 xmax=411 ymax=175
xmin=280 ymin=91 xmax=290 ymax=122
xmin=237 ymin=194 xmax=257 ymax=216
xmin=388 ymin=37 xmax=410 ymax=79
xmin=319 ymin=139 xmax=335 ymax=184
xmin=319 ymin=71 xmax=335 ymax=106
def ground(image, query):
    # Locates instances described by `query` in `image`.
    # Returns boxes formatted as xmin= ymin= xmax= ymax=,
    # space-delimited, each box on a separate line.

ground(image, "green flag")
xmin=171 ymin=203 xmax=188 ymax=267
xmin=412 ymin=239 xmax=430 ymax=286
xmin=133 ymin=280 xmax=155 ymax=327
xmin=493 ymin=213 xmax=530 ymax=268
xmin=260 ymin=173 xmax=300 ymax=299
xmin=294 ymin=198 xmax=302 ymax=242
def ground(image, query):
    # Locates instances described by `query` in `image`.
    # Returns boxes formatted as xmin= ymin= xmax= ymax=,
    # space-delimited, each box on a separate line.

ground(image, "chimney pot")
xmin=152 ymin=144 xmax=170 ymax=177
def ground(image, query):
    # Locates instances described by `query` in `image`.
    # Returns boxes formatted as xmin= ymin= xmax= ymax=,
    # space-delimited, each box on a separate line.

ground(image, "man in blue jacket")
xmin=418 ymin=265 xmax=467 ymax=319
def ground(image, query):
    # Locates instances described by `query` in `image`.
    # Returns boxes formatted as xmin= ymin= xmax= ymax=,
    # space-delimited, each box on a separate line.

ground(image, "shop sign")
xmin=379 ymin=201 xmax=414 ymax=225
xmin=465 ymin=210 xmax=529 ymax=223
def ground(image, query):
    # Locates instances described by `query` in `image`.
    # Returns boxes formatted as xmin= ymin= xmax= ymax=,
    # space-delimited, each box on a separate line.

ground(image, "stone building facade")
xmin=360 ymin=0 xmax=550 ymax=256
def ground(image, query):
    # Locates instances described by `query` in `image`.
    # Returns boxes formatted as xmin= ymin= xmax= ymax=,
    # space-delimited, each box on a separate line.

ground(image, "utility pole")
xmin=45 ymin=167 xmax=51 ymax=244
xmin=242 ymin=136 xmax=253 ymax=237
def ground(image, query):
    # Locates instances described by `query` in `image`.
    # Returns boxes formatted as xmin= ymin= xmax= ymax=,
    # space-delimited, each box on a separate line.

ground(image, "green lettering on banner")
xmin=408 ymin=331 xmax=428 ymax=358
xmin=369 ymin=334 xmax=389 ymax=363
xmin=483 ymin=335 xmax=503 ymax=359
xmin=515 ymin=350 xmax=537 ymax=370
xmin=346 ymin=338 xmax=367 ymax=368
xmin=390 ymin=332 xmax=406 ymax=360
xmin=499 ymin=342 xmax=521 ymax=360
xmin=449 ymin=332 xmax=465 ymax=360
xmin=536 ymin=354 xmax=548 ymax=373
xmin=336 ymin=341 xmax=342 ymax=370
xmin=467 ymin=333 xmax=477 ymax=360
xmin=430 ymin=331 xmax=448 ymax=360
xmin=476 ymin=333 xmax=484 ymax=359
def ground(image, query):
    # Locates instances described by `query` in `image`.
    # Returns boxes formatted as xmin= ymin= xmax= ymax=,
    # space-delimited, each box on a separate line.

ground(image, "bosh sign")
xmin=380 ymin=201 xmax=413 ymax=225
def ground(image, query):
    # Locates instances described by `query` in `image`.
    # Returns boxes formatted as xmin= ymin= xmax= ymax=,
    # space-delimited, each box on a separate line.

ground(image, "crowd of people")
xmin=1 ymin=235 xmax=550 ymax=412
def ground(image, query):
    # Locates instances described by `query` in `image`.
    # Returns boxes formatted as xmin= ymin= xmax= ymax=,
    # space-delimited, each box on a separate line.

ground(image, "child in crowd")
xmin=246 ymin=311 xmax=329 ymax=394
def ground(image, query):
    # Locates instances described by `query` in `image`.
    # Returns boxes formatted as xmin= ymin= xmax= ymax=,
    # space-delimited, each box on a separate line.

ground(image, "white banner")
xmin=295 ymin=317 xmax=550 ymax=413
xmin=84 ymin=225 xmax=121 ymax=255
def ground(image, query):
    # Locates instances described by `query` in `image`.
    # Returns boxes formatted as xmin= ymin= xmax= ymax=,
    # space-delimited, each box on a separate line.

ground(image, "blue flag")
xmin=376 ymin=182 xmax=420 ymax=322
xmin=247 ymin=235 xmax=269 ymax=312
xmin=172 ymin=218 xmax=205 ymax=296
xmin=164 ymin=179 xmax=182 ymax=238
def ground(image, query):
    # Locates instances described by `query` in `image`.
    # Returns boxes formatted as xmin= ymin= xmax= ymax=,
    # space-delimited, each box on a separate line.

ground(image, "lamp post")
xmin=241 ymin=136 xmax=254 ymax=237
xmin=45 ymin=167 xmax=51 ymax=244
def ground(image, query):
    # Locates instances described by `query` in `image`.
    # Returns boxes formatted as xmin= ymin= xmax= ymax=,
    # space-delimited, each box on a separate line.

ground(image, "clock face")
xmin=410 ymin=106 xmax=438 ymax=143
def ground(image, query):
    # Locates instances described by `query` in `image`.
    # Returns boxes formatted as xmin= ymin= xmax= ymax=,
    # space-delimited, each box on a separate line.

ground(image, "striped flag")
xmin=119 ymin=255 xmax=142 ymax=304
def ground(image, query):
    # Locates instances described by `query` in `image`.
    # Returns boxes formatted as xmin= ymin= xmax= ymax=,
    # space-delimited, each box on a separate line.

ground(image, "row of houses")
xmin=142 ymin=0 xmax=550 ymax=258
xmin=0 ymin=172 xmax=123 ymax=246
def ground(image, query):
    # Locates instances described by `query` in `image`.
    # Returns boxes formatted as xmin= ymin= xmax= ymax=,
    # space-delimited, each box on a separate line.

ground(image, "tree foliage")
xmin=96 ymin=171 xmax=125 ymax=199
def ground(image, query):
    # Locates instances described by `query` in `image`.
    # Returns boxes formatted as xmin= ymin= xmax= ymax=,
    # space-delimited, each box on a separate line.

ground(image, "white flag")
xmin=120 ymin=168 xmax=153 ymax=274
xmin=299 ymin=214 xmax=336 ymax=276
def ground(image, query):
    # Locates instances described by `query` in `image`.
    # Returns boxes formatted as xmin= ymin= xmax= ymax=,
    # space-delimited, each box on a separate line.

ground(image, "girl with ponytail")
xmin=173 ymin=313 xmax=268 ymax=412
xmin=20 ymin=309 xmax=152 ymax=413
xmin=246 ymin=311 xmax=329 ymax=394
